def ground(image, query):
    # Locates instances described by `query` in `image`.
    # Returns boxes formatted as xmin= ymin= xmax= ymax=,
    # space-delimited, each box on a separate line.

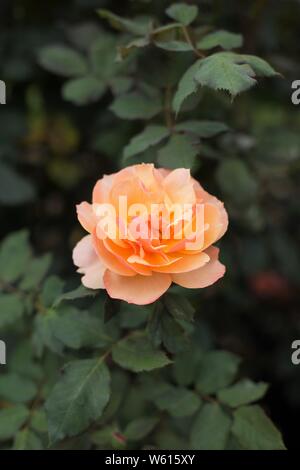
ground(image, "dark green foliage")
xmin=1 ymin=0 xmax=298 ymax=451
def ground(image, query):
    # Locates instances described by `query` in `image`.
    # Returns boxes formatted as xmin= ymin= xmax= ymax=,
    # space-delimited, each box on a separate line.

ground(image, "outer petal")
xmin=93 ymin=235 xmax=136 ymax=277
xmin=172 ymin=246 xmax=225 ymax=289
xmin=194 ymin=181 xmax=228 ymax=240
xmin=72 ymin=235 xmax=105 ymax=289
xmin=163 ymin=168 xmax=196 ymax=205
xmin=92 ymin=174 xmax=114 ymax=204
xmin=104 ymin=270 xmax=172 ymax=305
xmin=76 ymin=202 xmax=97 ymax=233
xmin=153 ymin=251 xmax=209 ymax=274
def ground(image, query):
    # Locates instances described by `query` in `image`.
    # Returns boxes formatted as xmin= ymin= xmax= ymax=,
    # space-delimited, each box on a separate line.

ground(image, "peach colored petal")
xmin=194 ymin=181 xmax=228 ymax=240
xmin=127 ymin=252 xmax=180 ymax=268
xmin=154 ymin=251 xmax=210 ymax=274
xmin=202 ymin=203 xmax=223 ymax=249
xmin=72 ymin=235 xmax=105 ymax=289
xmin=103 ymin=237 xmax=152 ymax=276
xmin=163 ymin=168 xmax=196 ymax=205
xmin=172 ymin=246 xmax=225 ymax=288
xmin=76 ymin=202 xmax=97 ymax=233
xmin=73 ymin=235 xmax=95 ymax=268
xmin=178 ymin=203 xmax=223 ymax=255
xmin=92 ymin=174 xmax=114 ymax=204
xmin=110 ymin=177 xmax=152 ymax=211
xmin=93 ymin=235 xmax=136 ymax=277
xmin=104 ymin=270 xmax=172 ymax=305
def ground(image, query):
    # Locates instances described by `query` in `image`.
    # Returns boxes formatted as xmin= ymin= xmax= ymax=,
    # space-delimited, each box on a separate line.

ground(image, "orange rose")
xmin=73 ymin=164 xmax=228 ymax=305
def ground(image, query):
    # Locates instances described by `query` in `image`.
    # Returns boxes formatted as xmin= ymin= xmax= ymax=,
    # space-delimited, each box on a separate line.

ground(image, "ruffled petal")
xmin=72 ymin=235 xmax=105 ymax=289
xmin=104 ymin=270 xmax=172 ymax=305
xmin=76 ymin=202 xmax=97 ymax=233
xmin=172 ymin=246 xmax=225 ymax=288
xmin=163 ymin=168 xmax=196 ymax=205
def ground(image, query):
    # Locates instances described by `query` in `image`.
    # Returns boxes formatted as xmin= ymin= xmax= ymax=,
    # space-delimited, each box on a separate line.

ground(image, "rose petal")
xmin=73 ymin=235 xmax=96 ymax=268
xmin=72 ymin=235 xmax=105 ymax=289
xmin=93 ymin=235 xmax=137 ymax=277
xmin=194 ymin=181 xmax=229 ymax=240
xmin=104 ymin=270 xmax=172 ymax=305
xmin=163 ymin=168 xmax=196 ymax=205
xmin=154 ymin=251 xmax=210 ymax=274
xmin=172 ymin=246 xmax=225 ymax=288
xmin=92 ymin=174 xmax=114 ymax=204
xmin=76 ymin=202 xmax=97 ymax=233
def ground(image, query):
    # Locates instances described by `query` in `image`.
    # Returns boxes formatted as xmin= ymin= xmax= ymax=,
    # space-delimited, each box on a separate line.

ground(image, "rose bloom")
xmin=73 ymin=164 xmax=228 ymax=305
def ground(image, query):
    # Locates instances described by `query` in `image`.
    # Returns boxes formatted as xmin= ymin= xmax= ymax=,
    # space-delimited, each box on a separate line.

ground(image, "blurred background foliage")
xmin=0 ymin=0 xmax=300 ymax=450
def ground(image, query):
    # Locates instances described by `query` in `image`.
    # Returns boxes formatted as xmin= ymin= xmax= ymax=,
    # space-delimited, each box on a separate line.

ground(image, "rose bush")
xmin=73 ymin=164 xmax=228 ymax=304
xmin=0 ymin=0 xmax=291 ymax=452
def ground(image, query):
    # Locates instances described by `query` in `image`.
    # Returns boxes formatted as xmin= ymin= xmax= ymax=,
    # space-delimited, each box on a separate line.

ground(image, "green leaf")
xmin=190 ymin=403 xmax=231 ymax=450
xmin=53 ymin=307 xmax=111 ymax=349
xmin=0 ymin=163 xmax=35 ymax=206
xmin=153 ymin=385 xmax=201 ymax=417
xmin=13 ymin=429 xmax=43 ymax=450
xmin=62 ymin=76 xmax=106 ymax=105
xmin=118 ymin=37 xmax=150 ymax=60
xmin=154 ymin=40 xmax=193 ymax=52
xmin=110 ymin=77 xmax=133 ymax=95
xmin=240 ymin=54 xmax=278 ymax=77
xmin=157 ymin=134 xmax=198 ymax=169
xmin=166 ymin=3 xmax=198 ymax=26
xmin=175 ymin=120 xmax=229 ymax=138
xmin=30 ymin=410 xmax=48 ymax=434
xmin=89 ymin=35 xmax=124 ymax=80
xmin=101 ymin=370 xmax=129 ymax=423
xmin=232 ymin=405 xmax=286 ymax=450
xmin=41 ymin=276 xmax=64 ymax=308
xmin=173 ymin=59 xmax=202 ymax=114
xmin=9 ymin=341 xmax=43 ymax=381
xmin=163 ymin=294 xmax=195 ymax=322
xmin=0 ymin=293 xmax=24 ymax=328
xmin=0 ymin=230 xmax=31 ymax=283
xmin=124 ymin=416 xmax=159 ymax=440
xmin=216 ymin=158 xmax=258 ymax=207
xmin=112 ymin=333 xmax=171 ymax=372
xmin=195 ymin=52 xmax=256 ymax=97
xmin=161 ymin=314 xmax=189 ymax=354
xmin=45 ymin=358 xmax=111 ymax=442
xmin=91 ymin=425 xmax=125 ymax=449
xmin=146 ymin=302 xmax=163 ymax=348
xmin=33 ymin=309 xmax=63 ymax=355
xmin=197 ymin=30 xmax=243 ymax=50
xmin=20 ymin=254 xmax=52 ymax=290
xmin=0 ymin=405 xmax=30 ymax=440
xmin=196 ymin=350 xmax=241 ymax=394
xmin=97 ymin=9 xmax=151 ymax=36
xmin=54 ymin=284 xmax=96 ymax=307
xmin=0 ymin=373 xmax=37 ymax=403
xmin=194 ymin=52 xmax=277 ymax=98
xmin=124 ymin=125 xmax=169 ymax=160
xmin=110 ymin=91 xmax=162 ymax=120
xmin=119 ymin=303 xmax=151 ymax=329
xmin=173 ymin=346 xmax=203 ymax=387
xmin=217 ymin=380 xmax=269 ymax=407
xmin=38 ymin=46 xmax=88 ymax=77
